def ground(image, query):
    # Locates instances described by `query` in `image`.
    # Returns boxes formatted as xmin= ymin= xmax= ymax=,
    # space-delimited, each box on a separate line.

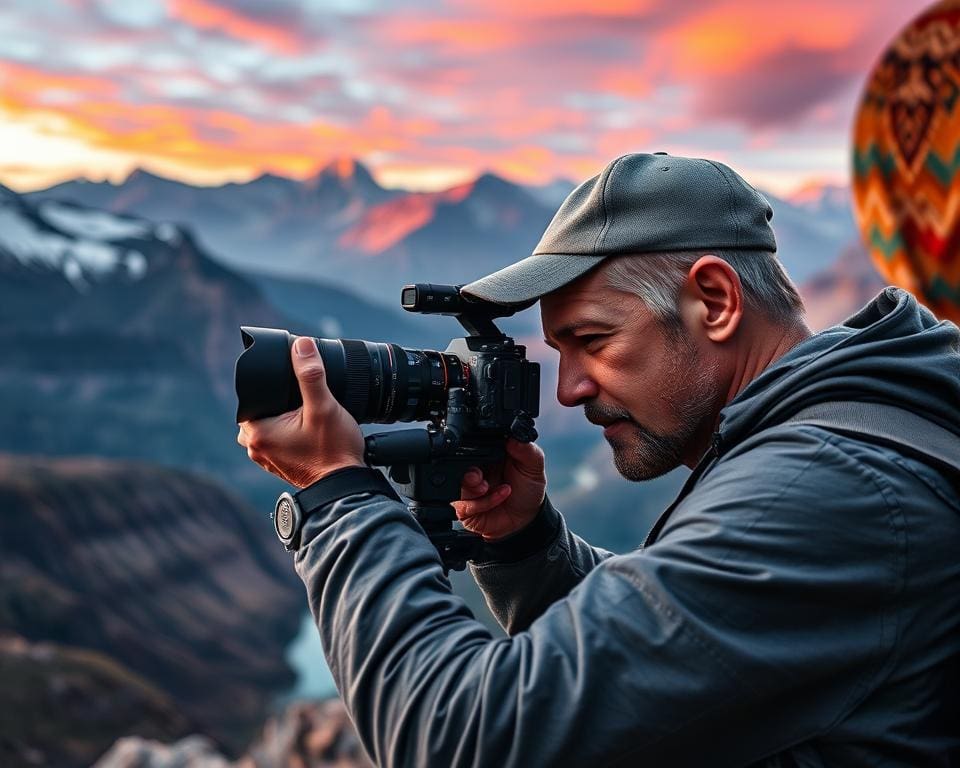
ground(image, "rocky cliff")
xmin=0 ymin=455 xmax=303 ymax=754
xmin=0 ymin=633 xmax=192 ymax=768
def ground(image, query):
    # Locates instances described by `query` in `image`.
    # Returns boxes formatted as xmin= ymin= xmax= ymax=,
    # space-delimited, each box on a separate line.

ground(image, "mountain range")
xmin=30 ymin=159 xmax=862 ymax=313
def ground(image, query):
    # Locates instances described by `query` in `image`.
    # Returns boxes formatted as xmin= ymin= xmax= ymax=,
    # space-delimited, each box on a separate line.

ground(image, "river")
xmin=282 ymin=611 xmax=337 ymax=701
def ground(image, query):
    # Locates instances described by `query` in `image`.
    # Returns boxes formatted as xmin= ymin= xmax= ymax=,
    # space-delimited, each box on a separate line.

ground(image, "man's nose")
xmin=556 ymin=358 xmax=599 ymax=407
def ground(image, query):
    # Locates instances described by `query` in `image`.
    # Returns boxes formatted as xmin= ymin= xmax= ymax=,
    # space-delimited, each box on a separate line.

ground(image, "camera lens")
xmin=321 ymin=338 xmax=468 ymax=423
xmin=235 ymin=327 xmax=468 ymax=424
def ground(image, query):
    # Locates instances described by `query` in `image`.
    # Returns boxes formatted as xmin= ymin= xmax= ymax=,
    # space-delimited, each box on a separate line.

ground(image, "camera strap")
xmin=784 ymin=400 xmax=960 ymax=481
xmin=644 ymin=400 xmax=959 ymax=551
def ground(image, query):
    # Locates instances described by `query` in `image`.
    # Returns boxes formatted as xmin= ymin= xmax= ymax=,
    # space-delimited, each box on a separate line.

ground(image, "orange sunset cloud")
xmin=0 ymin=0 xmax=931 ymax=194
xmin=168 ymin=0 xmax=311 ymax=55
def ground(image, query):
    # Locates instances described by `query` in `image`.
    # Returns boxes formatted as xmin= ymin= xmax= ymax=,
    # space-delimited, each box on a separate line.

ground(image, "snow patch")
xmin=155 ymin=222 xmax=181 ymax=244
xmin=39 ymin=201 xmax=151 ymax=241
xmin=125 ymin=250 xmax=147 ymax=279
xmin=63 ymin=260 xmax=83 ymax=284
xmin=72 ymin=239 xmax=120 ymax=273
xmin=573 ymin=465 xmax=600 ymax=492
xmin=0 ymin=206 xmax=148 ymax=288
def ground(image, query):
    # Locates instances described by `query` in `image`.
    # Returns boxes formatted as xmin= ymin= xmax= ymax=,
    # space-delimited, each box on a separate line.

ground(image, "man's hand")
xmin=452 ymin=439 xmax=546 ymax=541
xmin=237 ymin=336 xmax=365 ymax=488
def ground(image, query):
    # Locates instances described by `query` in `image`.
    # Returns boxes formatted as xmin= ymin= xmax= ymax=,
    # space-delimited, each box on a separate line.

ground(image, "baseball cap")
xmin=460 ymin=152 xmax=777 ymax=306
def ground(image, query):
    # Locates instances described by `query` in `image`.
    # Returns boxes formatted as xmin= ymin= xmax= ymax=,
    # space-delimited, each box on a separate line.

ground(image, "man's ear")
xmin=679 ymin=255 xmax=743 ymax=343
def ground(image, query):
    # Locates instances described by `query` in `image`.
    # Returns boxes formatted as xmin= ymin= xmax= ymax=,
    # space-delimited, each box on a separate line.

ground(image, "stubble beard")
xmin=589 ymin=333 xmax=719 ymax=482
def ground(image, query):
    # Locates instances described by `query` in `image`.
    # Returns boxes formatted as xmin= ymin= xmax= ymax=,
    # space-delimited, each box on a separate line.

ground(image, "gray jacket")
xmin=294 ymin=288 xmax=960 ymax=767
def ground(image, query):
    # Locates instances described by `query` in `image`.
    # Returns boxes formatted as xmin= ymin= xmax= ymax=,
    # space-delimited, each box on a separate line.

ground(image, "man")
xmin=238 ymin=153 xmax=960 ymax=766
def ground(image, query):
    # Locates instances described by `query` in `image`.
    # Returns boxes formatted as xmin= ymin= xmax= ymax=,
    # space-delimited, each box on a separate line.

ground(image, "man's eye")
xmin=579 ymin=334 xmax=606 ymax=347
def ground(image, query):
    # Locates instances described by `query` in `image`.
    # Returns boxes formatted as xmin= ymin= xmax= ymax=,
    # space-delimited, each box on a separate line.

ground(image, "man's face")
xmin=540 ymin=267 xmax=722 ymax=480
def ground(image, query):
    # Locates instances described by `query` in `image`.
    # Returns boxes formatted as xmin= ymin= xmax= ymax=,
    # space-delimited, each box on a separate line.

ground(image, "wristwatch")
xmin=273 ymin=493 xmax=303 ymax=550
xmin=273 ymin=466 xmax=402 ymax=551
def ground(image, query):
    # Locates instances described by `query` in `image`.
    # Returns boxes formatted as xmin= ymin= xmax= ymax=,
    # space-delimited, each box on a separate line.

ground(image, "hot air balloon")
xmin=852 ymin=0 xmax=960 ymax=324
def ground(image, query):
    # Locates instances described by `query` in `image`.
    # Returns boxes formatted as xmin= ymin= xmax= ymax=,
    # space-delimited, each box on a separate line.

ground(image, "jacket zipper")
xmin=641 ymin=431 xmax=723 ymax=549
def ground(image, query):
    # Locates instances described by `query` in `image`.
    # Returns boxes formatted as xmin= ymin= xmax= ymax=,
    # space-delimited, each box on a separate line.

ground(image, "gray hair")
xmin=602 ymin=249 xmax=805 ymax=330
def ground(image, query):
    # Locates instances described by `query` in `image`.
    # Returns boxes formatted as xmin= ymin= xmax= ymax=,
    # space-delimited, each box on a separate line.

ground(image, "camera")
xmin=235 ymin=284 xmax=541 ymax=571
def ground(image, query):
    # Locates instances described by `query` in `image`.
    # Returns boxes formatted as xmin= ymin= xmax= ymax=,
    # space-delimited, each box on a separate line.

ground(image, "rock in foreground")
xmin=94 ymin=700 xmax=372 ymax=768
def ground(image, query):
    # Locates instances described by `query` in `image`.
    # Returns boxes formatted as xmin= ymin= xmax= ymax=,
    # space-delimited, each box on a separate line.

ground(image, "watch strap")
xmin=294 ymin=465 xmax=402 ymax=516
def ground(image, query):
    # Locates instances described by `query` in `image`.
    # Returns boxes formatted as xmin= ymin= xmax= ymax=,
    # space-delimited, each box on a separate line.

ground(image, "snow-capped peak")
xmin=39 ymin=201 xmax=152 ymax=241
xmin=0 ymin=199 xmax=153 ymax=290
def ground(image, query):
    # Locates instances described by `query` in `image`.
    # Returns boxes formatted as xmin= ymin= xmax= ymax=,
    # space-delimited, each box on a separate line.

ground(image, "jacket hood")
xmin=717 ymin=287 xmax=960 ymax=450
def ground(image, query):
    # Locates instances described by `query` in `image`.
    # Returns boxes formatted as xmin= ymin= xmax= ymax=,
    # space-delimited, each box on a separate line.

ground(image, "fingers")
xmin=238 ymin=423 xmax=268 ymax=466
xmin=291 ymin=336 xmax=334 ymax=426
xmin=237 ymin=422 xmax=279 ymax=469
xmin=238 ymin=422 xmax=259 ymax=452
xmin=460 ymin=466 xmax=488 ymax=500
xmin=452 ymin=484 xmax=511 ymax=520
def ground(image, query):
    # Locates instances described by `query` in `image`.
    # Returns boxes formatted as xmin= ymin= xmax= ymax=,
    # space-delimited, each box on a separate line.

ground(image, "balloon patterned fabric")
xmin=853 ymin=0 xmax=960 ymax=324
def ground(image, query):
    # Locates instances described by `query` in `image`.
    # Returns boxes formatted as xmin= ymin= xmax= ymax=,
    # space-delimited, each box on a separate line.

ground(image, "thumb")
xmin=291 ymin=336 xmax=332 ymax=419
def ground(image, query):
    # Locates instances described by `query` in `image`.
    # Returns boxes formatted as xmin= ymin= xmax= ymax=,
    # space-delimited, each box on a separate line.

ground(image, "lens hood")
xmin=235 ymin=326 xmax=302 ymax=422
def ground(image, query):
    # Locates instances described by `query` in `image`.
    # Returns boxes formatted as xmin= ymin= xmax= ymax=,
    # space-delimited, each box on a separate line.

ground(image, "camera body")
xmin=393 ymin=282 xmax=540 ymax=441
xmin=445 ymin=336 xmax=539 ymax=431
xmin=235 ymin=283 xmax=541 ymax=571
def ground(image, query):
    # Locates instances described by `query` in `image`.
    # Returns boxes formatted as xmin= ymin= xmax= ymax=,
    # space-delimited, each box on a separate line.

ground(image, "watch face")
xmin=275 ymin=496 xmax=297 ymax=541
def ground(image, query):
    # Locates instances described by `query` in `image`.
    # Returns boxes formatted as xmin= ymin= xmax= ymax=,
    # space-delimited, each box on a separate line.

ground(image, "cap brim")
xmin=460 ymin=253 xmax=607 ymax=306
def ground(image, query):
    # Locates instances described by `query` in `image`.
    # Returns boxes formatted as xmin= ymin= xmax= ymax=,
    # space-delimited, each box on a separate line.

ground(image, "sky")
xmin=0 ymin=0 xmax=932 ymax=195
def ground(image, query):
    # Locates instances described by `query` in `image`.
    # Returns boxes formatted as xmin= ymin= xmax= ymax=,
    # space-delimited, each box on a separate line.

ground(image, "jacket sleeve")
xmin=467 ymin=495 xmax=615 ymax=633
xmin=293 ymin=428 xmax=903 ymax=768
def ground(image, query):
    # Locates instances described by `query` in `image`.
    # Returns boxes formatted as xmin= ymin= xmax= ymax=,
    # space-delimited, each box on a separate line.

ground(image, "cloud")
xmin=0 ymin=0 xmax=935 ymax=192
xmin=693 ymin=45 xmax=859 ymax=128
xmin=451 ymin=0 xmax=660 ymax=19
xmin=649 ymin=0 xmax=914 ymax=129
xmin=167 ymin=0 xmax=313 ymax=54
xmin=92 ymin=0 xmax=166 ymax=29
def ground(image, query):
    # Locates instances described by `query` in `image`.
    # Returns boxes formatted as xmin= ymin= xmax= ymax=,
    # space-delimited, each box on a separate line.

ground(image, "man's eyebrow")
xmin=543 ymin=319 xmax=617 ymax=347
